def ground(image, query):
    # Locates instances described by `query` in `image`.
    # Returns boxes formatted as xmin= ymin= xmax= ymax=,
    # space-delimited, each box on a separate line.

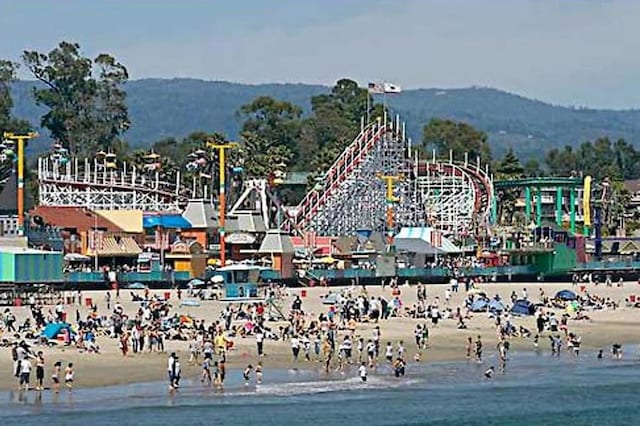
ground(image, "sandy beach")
xmin=1 ymin=281 xmax=639 ymax=391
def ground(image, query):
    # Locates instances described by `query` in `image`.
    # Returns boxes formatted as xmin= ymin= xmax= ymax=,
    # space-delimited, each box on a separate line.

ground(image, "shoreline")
xmin=2 ymin=282 xmax=639 ymax=391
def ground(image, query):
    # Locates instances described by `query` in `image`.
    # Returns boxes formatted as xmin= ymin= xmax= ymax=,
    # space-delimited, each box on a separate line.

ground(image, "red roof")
xmin=29 ymin=206 xmax=123 ymax=233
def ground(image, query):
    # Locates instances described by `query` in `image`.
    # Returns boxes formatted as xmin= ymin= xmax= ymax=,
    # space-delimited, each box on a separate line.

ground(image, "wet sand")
xmin=1 ymin=281 xmax=639 ymax=390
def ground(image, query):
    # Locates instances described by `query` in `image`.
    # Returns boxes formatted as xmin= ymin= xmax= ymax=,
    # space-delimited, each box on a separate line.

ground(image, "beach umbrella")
xmin=210 ymin=275 xmax=225 ymax=284
xmin=127 ymin=282 xmax=147 ymax=289
xmin=188 ymin=278 xmax=205 ymax=287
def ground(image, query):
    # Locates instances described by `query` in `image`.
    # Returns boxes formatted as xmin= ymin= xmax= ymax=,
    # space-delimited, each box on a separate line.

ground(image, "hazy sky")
xmin=1 ymin=0 xmax=639 ymax=109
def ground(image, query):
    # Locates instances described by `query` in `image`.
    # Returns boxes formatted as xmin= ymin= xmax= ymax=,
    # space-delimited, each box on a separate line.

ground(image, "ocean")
xmin=2 ymin=349 xmax=640 ymax=426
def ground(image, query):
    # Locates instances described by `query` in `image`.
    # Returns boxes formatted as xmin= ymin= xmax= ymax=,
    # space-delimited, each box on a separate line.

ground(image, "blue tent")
xmin=470 ymin=299 xmax=489 ymax=312
xmin=555 ymin=289 xmax=577 ymax=301
xmin=42 ymin=322 xmax=72 ymax=340
xmin=511 ymin=299 xmax=535 ymax=316
xmin=488 ymin=299 xmax=506 ymax=313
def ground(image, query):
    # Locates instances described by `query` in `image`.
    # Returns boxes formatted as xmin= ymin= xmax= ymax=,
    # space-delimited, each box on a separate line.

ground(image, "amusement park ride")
xmin=29 ymin=113 xmax=496 ymax=240
xmin=283 ymin=113 xmax=494 ymax=238
xmin=38 ymin=145 xmax=183 ymax=212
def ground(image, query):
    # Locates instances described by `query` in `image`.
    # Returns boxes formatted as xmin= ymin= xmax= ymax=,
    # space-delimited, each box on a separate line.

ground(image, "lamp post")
xmin=3 ymin=132 xmax=38 ymax=236
xmin=206 ymin=141 xmax=238 ymax=266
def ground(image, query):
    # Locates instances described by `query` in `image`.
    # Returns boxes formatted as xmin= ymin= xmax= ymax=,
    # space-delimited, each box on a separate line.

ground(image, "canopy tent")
xmin=511 ymin=299 xmax=535 ymax=316
xmin=394 ymin=227 xmax=461 ymax=255
xmin=555 ymin=289 xmax=577 ymax=301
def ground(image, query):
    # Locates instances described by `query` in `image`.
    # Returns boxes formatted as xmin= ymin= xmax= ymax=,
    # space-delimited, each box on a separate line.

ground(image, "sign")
xmin=225 ymin=232 xmax=256 ymax=245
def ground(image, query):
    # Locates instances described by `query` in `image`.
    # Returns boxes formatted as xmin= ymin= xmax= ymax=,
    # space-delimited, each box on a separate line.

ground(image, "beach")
xmin=1 ymin=280 xmax=639 ymax=391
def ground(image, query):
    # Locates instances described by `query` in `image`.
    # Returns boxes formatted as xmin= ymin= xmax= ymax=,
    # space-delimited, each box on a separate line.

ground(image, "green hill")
xmin=10 ymin=79 xmax=640 ymax=159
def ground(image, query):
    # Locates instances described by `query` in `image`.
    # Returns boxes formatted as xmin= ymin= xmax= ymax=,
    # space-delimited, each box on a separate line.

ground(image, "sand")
xmin=1 ymin=281 xmax=639 ymax=390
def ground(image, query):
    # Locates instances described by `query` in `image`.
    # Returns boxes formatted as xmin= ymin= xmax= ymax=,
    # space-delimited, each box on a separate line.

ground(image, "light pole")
xmin=3 ymin=132 xmax=38 ymax=236
xmin=94 ymin=212 xmax=99 ymax=272
xmin=377 ymin=174 xmax=403 ymax=249
xmin=206 ymin=141 xmax=238 ymax=266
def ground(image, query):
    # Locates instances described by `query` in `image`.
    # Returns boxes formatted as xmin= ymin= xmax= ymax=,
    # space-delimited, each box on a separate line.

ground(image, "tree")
xmin=0 ymin=60 xmax=30 ymax=136
xmin=524 ymin=158 xmax=541 ymax=177
xmin=238 ymin=96 xmax=301 ymax=177
xmin=22 ymin=41 xmax=129 ymax=157
xmin=495 ymin=148 xmax=524 ymax=179
xmin=422 ymin=118 xmax=490 ymax=163
xmin=305 ymin=78 xmax=384 ymax=179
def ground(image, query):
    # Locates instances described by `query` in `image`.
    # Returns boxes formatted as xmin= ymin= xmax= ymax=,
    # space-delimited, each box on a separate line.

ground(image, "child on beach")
xmin=201 ymin=359 xmax=212 ymax=386
xmin=358 ymin=362 xmax=368 ymax=382
xmin=35 ymin=351 xmax=45 ymax=391
xmin=484 ymin=366 xmax=495 ymax=379
xmin=19 ymin=356 xmax=32 ymax=391
xmin=64 ymin=362 xmax=74 ymax=391
xmin=243 ymin=364 xmax=253 ymax=385
xmin=51 ymin=361 xmax=61 ymax=393
xmin=255 ymin=362 xmax=263 ymax=384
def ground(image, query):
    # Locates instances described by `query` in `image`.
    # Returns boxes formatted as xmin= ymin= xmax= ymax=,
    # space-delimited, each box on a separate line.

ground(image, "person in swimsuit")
xmin=64 ymin=363 xmax=74 ymax=391
xmin=255 ymin=362 xmax=263 ymax=384
xmin=35 ymin=351 xmax=45 ymax=391
xmin=201 ymin=359 xmax=212 ymax=386
xmin=51 ymin=361 xmax=62 ymax=393
xmin=243 ymin=364 xmax=253 ymax=385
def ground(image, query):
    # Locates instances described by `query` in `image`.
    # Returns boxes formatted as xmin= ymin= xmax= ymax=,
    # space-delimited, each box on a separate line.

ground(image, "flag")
xmin=367 ymin=82 xmax=384 ymax=94
xmin=430 ymin=229 xmax=442 ymax=248
xmin=383 ymin=82 xmax=402 ymax=93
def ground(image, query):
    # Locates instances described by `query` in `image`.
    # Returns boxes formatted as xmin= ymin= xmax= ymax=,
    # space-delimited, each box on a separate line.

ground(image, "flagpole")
xmin=366 ymin=90 xmax=371 ymax=125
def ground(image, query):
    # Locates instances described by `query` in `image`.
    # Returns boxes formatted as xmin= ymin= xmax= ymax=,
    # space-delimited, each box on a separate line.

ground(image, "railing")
xmin=306 ymin=265 xmax=537 ymax=280
xmin=65 ymin=270 xmax=192 ymax=283
xmin=293 ymin=121 xmax=389 ymax=230
xmin=574 ymin=261 xmax=640 ymax=271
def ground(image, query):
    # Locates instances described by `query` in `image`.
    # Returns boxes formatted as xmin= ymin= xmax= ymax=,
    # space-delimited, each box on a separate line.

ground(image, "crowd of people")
xmin=1 ymin=275 xmax=635 ymax=393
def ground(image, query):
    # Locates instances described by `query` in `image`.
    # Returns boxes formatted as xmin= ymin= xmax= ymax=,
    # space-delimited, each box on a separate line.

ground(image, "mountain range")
xmin=10 ymin=79 xmax=640 ymax=160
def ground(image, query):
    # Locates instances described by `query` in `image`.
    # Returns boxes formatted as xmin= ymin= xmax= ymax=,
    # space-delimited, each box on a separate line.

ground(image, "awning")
xmin=87 ymin=236 xmax=142 ymax=257
xmin=143 ymin=214 xmax=191 ymax=229
xmin=96 ymin=210 xmax=143 ymax=233
xmin=394 ymin=227 xmax=461 ymax=254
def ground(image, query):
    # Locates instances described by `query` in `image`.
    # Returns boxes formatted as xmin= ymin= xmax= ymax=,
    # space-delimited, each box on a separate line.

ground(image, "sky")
xmin=1 ymin=0 xmax=639 ymax=109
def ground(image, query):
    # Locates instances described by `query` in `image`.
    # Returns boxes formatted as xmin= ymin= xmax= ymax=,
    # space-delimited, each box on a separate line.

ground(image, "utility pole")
xmin=207 ymin=141 xmax=238 ymax=266
xmin=377 ymin=174 xmax=403 ymax=249
xmin=3 ymin=132 xmax=38 ymax=236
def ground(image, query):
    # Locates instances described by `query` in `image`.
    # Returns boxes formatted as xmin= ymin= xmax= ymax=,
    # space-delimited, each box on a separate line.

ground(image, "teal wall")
xmin=13 ymin=252 xmax=63 ymax=283
xmin=0 ymin=252 xmax=15 ymax=282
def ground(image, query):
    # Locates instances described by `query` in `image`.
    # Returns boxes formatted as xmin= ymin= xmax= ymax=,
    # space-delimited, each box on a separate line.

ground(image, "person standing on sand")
xmin=466 ymin=337 xmax=473 ymax=359
xmin=255 ymin=327 xmax=265 ymax=357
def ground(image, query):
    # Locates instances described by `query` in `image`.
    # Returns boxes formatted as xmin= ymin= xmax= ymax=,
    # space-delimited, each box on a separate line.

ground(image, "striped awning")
xmin=87 ymin=236 xmax=142 ymax=257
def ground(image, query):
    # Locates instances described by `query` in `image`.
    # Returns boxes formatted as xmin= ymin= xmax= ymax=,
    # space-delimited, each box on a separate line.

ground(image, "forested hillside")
xmin=10 ymin=79 xmax=640 ymax=159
